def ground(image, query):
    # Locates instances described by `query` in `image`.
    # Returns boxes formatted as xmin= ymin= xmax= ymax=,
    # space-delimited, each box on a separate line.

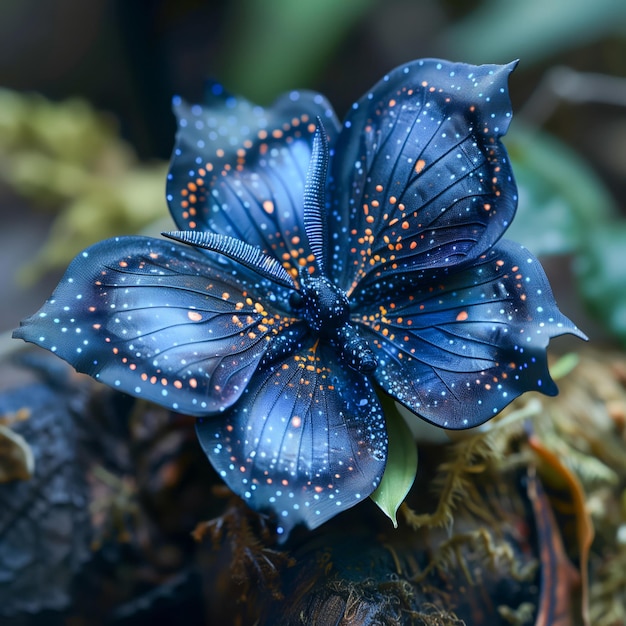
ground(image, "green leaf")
xmin=505 ymin=126 xmax=618 ymax=257
xmin=370 ymin=395 xmax=417 ymax=527
xmin=576 ymin=221 xmax=626 ymax=346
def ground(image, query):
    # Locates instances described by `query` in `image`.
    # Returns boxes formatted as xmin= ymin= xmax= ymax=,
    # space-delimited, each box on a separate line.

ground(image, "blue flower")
xmin=14 ymin=59 xmax=585 ymax=538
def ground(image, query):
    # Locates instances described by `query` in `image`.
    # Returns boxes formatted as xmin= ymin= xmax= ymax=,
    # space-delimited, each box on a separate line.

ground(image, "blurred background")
xmin=2 ymin=0 xmax=626 ymax=348
xmin=2 ymin=3 xmax=626 ymax=623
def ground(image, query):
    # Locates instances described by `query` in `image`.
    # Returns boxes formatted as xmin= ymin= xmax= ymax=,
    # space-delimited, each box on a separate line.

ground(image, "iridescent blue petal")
xmin=14 ymin=237 xmax=299 ymax=416
xmin=196 ymin=341 xmax=387 ymax=537
xmin=13 ymin=58 xmax=588 ymax=541
xmin=354 ymin=240 xmax=587 ymax=428
xmin=167 ymin=86 xmax=340 ymax=279
xmin=328 ymin=58 xmax=518 ymax=298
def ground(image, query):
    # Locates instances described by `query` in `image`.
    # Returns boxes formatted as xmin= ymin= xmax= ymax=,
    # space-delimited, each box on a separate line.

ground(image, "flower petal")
xmin=166 ymin=85 xmax=340 ymax=279
xmin=356 ymin=240 xmax=586 ymax=429
xmin=196 ymin=340 xmax=387 ymax=538
xmin=13 ymin=237 xmax=298 ymax=416
xmin=329 ymin=58 xmax=518 ymax=297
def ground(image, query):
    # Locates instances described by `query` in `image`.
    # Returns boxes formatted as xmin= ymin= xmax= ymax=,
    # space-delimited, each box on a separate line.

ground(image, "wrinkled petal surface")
xmin=329 ymin=59 xmax=518 ymax=299
xmin=355 ymin=240 xmax=586 ymax=428
xmin=197 ymin=340 xmax=387 ymax=536
xmin=14 ymin=237 xmax=298 ymax=416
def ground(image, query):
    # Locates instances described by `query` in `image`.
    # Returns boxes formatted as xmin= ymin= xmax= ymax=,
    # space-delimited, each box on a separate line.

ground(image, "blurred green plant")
xmin=221 ymin=0 xmax=375 ymax=103
xmin=505 ymin=124 xmax=618 ymax=257
xmin=440 ymin=0 xmax=626 ymax=65
xmin=576 ymin=223 xmax=626 ymax=346
xmin=0 ymin=89 xmax=167 ymax=284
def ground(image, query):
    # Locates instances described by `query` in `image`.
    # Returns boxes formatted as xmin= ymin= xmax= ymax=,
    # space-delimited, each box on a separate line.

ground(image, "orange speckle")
xmin=263 ymin=200 xmax=274 ymax=214
xmin=414 ymin=159 xmax=426 ymax=173
xmin=189 ymin=378 xmax=198 ymax=388
xmin=187 ymin=310 xmax=203 ymax=322
xmin=456 ymin=311 xmax=469 ymax=322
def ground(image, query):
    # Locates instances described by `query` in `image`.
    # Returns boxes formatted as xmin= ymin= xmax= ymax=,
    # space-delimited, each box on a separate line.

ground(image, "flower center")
xmin=290 ymin=273 xmax=377 ymax=374
xmin=294 ymin=274 xmax=350 ymax=335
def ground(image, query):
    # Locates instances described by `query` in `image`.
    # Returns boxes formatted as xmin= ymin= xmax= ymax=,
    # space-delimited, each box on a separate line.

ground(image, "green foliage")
xmin=370 ymin=395 xmax=417 ymax=527
xmin=222 ymin=0 xmax=375 ymax=103
xmin=0 ymin=90 xmax=168 ymax=284
xmin=441 ymin=0 xmax=626 ymax=65
xmin=506 ymin=125 xmax=618 ymax=257
xmin=576 ymin=222 xmax=626 ymax=345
